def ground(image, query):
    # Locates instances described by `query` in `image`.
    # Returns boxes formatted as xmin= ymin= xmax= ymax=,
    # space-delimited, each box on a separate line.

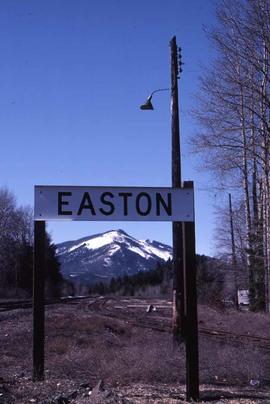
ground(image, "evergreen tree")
xmin=45 ymin=233 xmax=63 ymax=298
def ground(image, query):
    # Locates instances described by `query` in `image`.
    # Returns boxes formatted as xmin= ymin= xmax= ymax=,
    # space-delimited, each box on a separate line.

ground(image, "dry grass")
xmin=43 ymin=307 xmax=185 ymax=386
xmin=1 ymin=298 xmax=270 ymax=403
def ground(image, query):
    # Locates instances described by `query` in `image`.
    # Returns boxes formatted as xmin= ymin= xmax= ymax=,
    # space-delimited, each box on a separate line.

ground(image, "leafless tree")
xmin=193 ymin=0 xmax=270 ymax=311
xmin=0 ymin=187 xmax=33 ymax=296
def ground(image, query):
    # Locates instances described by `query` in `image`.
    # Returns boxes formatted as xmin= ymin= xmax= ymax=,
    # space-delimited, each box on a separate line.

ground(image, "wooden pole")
xmin=229 ymin=193 xmax=238 ymax=307
xmin=170 ymin=35 xmax=185 ymax=343
xmin=183 ymin=181 xmax=199 ymax=401
xmin=33 ymin=220 xmax=46 ymax=381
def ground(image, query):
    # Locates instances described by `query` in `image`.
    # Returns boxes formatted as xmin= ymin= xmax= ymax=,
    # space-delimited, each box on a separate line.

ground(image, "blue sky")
xmin=0 ymin=0 xmax=218 ymax=256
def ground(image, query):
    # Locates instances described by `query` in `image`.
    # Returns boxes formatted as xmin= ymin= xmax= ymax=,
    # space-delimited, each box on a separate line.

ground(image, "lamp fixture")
xmin=139 ymin=88 xmax=169 ymax=110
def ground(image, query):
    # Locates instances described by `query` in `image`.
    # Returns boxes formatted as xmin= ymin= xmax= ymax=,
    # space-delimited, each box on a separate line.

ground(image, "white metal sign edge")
xmin=34 ymin=185 xmax=194 ymax=222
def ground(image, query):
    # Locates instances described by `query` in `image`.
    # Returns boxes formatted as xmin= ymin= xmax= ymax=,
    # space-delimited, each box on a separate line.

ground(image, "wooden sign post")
xmin=183 ymin=181 xmax=199 ymax=401
xmin=33 ymin=220 xmax=45 ymax=381
xmin=33 ymin=183 xmax=199 ymax=401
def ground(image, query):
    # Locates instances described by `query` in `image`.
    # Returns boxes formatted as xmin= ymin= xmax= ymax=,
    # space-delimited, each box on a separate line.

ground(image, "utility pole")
xmin=170 ymin=36 xmax=185 ymax=344
xmin=229 ymin=193 xmax=238 ymax=307
xmin=140 ymin=36 xmax=200 ymax=401
xmin=171 ymin=36 xmax=199 ymax=401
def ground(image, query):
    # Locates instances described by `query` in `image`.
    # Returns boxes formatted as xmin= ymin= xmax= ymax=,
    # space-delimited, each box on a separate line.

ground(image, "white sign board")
xmin=237 ymin=290 xmax=249 ymax=305
xmin=34 ymin=186 xmax=194 ymax=222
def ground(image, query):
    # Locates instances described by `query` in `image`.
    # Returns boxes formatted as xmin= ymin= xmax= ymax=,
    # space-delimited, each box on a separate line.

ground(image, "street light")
xmin=140 ymin=88 xmax=169 ymax=110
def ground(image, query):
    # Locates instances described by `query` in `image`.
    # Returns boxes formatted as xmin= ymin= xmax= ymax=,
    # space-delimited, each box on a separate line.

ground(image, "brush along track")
xmin=87 ymin=296 xmax=270 ymax=351
xmin=87 ymin=296 xmax=172 ymax=332
xmin=1 ymin=295 xmax=270 ymax=351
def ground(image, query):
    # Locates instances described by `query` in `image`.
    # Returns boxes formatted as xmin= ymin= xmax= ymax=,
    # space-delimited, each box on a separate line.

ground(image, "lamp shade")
xmin=140 ymin=95 xmax=154 ymax=110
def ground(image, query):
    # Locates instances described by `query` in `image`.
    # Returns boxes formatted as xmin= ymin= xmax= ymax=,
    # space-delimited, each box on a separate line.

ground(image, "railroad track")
xmin=0 ymin=299 xmax=33 ymax=311
xmin=1 ymin=295 xmax=270 ymax=351
xmin=87 ymin=296 xmax=270 ymax=351
xmin=0 ymin=295 xmax=92 ymax=312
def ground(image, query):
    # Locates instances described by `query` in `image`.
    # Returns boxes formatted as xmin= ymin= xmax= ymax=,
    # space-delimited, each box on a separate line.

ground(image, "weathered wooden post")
xmin=33 ymin=220 xmax=46 ymax=381
xmin=170 ymin=35 xmax=185 ymax=343
xmin=183 ymin=181 xmax=199 ymax=401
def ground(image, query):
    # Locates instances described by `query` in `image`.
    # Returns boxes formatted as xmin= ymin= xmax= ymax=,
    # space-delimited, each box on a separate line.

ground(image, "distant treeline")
xmin=0 ymin=187 xmax=65 ymax=298
xmin=88 ymin=255 xmax=227 ymax=305
xmin=88 ymin=260 xmax=170 ymax=296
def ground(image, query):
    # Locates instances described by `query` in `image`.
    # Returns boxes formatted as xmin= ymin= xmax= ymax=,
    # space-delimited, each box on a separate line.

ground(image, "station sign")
xmin=34 ymin=185 xmax=194 ymax=222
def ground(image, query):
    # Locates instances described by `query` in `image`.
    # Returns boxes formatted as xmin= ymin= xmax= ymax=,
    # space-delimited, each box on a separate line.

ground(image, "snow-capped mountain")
xmin=56 ymin=229 xmax=172 ymax=284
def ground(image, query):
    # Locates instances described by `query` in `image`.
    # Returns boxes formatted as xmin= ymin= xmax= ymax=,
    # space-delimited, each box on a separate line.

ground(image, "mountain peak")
xmin=56 ymin=229 xmax=172 ymax=285
xmin=103 ymin=229 xmax=128 ymax=238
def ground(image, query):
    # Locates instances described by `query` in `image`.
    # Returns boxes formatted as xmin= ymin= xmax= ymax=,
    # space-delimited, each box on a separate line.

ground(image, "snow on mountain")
xmin=56 ymin=229 xmax=172 ymax=285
